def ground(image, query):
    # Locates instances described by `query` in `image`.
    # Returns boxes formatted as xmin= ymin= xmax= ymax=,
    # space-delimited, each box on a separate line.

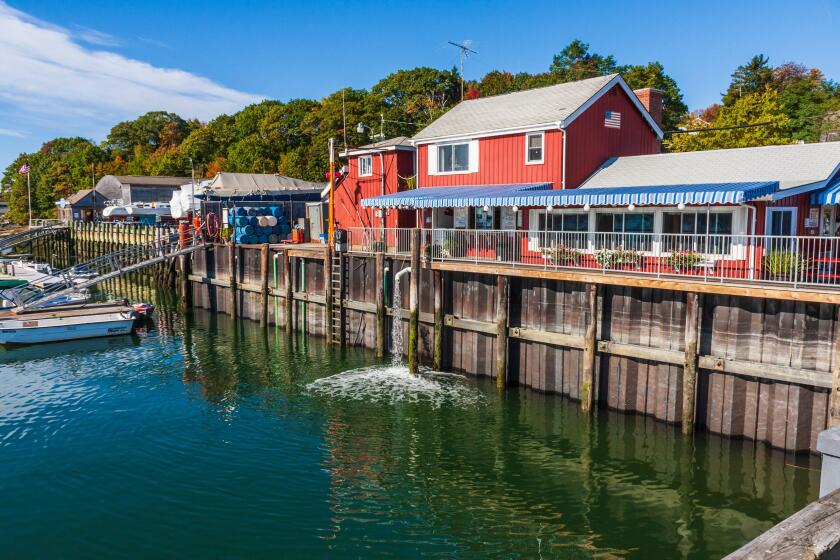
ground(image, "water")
xmin=0 ymin=297 xmax=822 ymax=559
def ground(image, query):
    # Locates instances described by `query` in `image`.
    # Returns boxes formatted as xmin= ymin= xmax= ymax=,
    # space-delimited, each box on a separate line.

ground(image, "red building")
xmin=335 ymin=137 xmax=416 ymax=231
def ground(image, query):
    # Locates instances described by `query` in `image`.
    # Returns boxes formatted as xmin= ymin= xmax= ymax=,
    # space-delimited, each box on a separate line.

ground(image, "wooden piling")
xmin=407 ymin=228 xmax=421 ymax=374
xmin=324 ymin=246 xmax=334 ymax=343
xmin=283 ymin=251 xmax=293 ymax=334
xmin=260 ymin=244 xmax=270 ymax=328
xmin=433 ymin=269 xmax=443 ymax=371
xmin=830 ymin=304 xmax=840 ymax=427
xmin=495 ymin=275 xmax=510 ymax=390
xmin=227 ymin=243 xmax=237 ymax=319
xmin=178 ymin=254 xmax=191 ymax=311
xmin=682 ymin=292 xmax=701 ymax=434
xmin=375 ymin=252 xmax=386 ymax=358
xmin=580 ymin=283 xmax=598 ymax=413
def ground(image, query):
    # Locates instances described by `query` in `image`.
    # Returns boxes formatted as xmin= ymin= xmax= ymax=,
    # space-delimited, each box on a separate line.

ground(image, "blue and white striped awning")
xmin=360 ymin=183 xmax=552 ymax=209
xmin=361 ymin=181 xmax=778 ymax=208
xmin=809 ymin=177 xmax=840 ymax=205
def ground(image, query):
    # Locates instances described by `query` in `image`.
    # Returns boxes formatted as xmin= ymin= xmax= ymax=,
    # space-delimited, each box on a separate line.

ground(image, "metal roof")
xmin=340 ymin=136 xmax=415 ymax=157
xmin=581 ymin=142 xmax=840 ymax=190
xmin=361 ymin=183 xmax=552 ymax=208
xmin=412 ymin=74 xmax=662 ymax=142
xmin=111 ymin=175 xmax=190 ymax=187
xmin=66 ymin=189 xmax=92 ymax=204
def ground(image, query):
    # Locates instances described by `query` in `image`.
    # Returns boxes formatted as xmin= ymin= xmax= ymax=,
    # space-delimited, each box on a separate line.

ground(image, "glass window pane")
xmin=596 ymin=213 xmax=613 ymax=232
xmin=697 ymin=213 xmax=707 ymax=234
xmin=613 ymin=214 xmax=624 ymax=232
xmin=663 ymin=213 xmax=681 ymax=234
xmin=681 ymin=213 xmax=696 ymax=234
xmin=438 ymin=146 xmax=451 ymax=172
xmin=453 ymin=144 xmax=469 ymax=171
xmin=528 ymin=134 xmax=542 ymax=149
xmin=711 ymin=213 xmax=733 ymax=234
xmin=624 ymin=213 xmax=654 ymax=233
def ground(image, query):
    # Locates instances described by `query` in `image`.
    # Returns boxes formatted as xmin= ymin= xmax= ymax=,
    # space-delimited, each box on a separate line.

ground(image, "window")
xmin=662 ymin=211 xmax=733 ymax=253
xmin=359 ymin=155 xmax=372 ymax=177
xmin=536 ymin=211 xmax=588 ymax=248
xmin=526 ymin=133 xmax=544 ymax=164
xmin=438 ymin=143 xmax=470 ymax=173
xmin=595 ymin=212 xmax=654 ymax=250
xmin=475 ymin=207 xmax=494 ymax=230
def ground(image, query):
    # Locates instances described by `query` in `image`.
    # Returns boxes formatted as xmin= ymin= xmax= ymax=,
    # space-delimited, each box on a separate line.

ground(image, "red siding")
xmin=334 ymin=150 xmax=416 ymax=230
xmin=564 ymin=85 xmax=661 ymax=188
xmin=418 ymin=129 xmax=563 ymax=188
xmin=753 ymin=193 xmax=819 ymax=237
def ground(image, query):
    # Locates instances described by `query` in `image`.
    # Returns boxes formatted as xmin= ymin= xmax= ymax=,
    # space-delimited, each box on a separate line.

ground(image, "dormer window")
xmin=526 ymin=132 xmax=544 ymax=164
xmin=359 ymin=155 xmax=372 ymax=177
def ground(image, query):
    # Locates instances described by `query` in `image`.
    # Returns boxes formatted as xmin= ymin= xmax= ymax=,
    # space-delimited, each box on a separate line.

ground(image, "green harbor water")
xmin=0 ymin=288 xmax=821 ymax=559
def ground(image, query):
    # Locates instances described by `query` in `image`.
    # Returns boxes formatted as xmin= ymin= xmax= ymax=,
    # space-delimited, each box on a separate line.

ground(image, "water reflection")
xmin=0 ymin=280 xmax=821 ymax=559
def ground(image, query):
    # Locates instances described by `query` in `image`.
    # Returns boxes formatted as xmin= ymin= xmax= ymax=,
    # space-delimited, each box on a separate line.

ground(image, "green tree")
xmin=622 ymin=62 xmax=688 ymax=132
xmin=372 ymin=67 xmax=460 ymax=133
xmin=722 ymin=54 xmax=774 ymax=106
xmin=105 ymin=111 xmax=191 ymax=158
xmin=549 ymin=39 xmax=618 ymax=81
xmin=666 ymin=88 xmax=788 ymax=152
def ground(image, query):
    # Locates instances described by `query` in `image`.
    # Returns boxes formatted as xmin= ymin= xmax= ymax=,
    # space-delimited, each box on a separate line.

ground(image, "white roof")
xmin=412 ymin=74 xmax=662 ymax=142
xmin=581 ymin=142 xmax=840 ymax=190
xmin=203 ymin=173 xmax=326 ymax=197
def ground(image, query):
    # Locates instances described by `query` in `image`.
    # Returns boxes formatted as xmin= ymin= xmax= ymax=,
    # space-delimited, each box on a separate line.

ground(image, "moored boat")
xmin=0 ymin=304 xmax=137 ymax=345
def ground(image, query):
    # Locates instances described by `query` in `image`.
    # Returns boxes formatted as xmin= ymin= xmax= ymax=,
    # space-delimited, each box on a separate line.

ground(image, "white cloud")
xmin=0 ymin=128 xmax=23 ymax=138
xmin=0 ymin=2 xmax=262 ymax=130
xmin=75 ymin=26 xmax=121 ymax=47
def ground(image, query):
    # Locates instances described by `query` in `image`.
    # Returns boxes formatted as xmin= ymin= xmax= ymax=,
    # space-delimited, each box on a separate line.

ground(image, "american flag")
xmin=604 ymin=111 xmax=621 ymax=129
xmin=19 ymin=162 xmax=30 ymax=174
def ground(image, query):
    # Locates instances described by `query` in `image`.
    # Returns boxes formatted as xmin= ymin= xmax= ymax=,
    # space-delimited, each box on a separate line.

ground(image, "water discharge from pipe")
xmin=391 ymin=266 xmax=411 ymax=366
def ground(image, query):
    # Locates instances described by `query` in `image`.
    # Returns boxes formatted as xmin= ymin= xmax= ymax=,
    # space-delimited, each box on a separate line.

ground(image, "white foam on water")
xmin=306 ymin=365 xmax=485 ymax=409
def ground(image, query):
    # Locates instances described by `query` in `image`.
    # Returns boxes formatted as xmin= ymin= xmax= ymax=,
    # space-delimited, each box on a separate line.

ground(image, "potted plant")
xmin=666 ymin=250 xmax=703 ymax=273
xmin=541 ymin=245 xmax=582 ymax=266
xmin=763 ymin=250 xmax=809 ymax=280
xmin=595 ymin=248 xmax=620 ymax=269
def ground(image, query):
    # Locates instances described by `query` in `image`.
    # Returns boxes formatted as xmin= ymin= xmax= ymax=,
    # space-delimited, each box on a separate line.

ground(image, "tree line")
xmin=2 ymin=40 xmax=838 ymax=223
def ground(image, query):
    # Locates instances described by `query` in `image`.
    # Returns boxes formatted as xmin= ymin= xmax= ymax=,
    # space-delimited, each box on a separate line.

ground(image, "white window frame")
xmin=525 ymin=132 xmax=544 ymax=165
xmin=765 ymin=206 xmax=798 ymax=237
xmin=429 ymin=141 xmax=477 ymax=175
xmin=358 ymin=155 xmax=373 ymax=177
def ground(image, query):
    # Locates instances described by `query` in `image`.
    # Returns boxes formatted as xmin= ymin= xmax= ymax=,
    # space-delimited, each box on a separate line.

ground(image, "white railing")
xmin=428 ymin=228 xmax=840 ymax=289
xmin=346 ymin=227 xmax=413 ymax=255
xmin=29 ymin=218 xmax=68 ymax=228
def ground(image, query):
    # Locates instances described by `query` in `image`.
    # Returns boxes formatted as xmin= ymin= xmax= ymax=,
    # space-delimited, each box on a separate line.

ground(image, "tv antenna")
xmin=448 ymin=41 xmax=478 ymax=100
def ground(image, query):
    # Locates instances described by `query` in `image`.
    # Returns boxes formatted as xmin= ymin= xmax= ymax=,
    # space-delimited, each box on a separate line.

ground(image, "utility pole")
xmin=448 ymin=41 xmax=478 ymax=101
xmin=328 ymin=137 xmax=335 ymax=247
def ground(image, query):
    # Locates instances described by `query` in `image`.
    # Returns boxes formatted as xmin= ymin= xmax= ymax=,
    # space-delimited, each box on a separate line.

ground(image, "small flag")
xmin=604 ymin=111 xmax=621 ymax=129
xmin=19 ymin=162 xmax=30 ymax=174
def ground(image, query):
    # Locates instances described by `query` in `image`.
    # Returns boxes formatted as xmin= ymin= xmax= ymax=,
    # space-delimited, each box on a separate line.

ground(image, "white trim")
xmin=525 ymin=131 xmax=545 ymax=165
xmin=412 ymin=122 xmax=561 ymax=145
xmin=560 ymin=75 xmax=664 ymax=139
xmin=765 ymin=206 xmax=798 ymax=236
xmin=340 ymin=145 xmax=415 ymax=157
xmin=430 ymin=141 xmax=475 ymax=175
xmin=358 ymin=155 xmax=373 ymax=177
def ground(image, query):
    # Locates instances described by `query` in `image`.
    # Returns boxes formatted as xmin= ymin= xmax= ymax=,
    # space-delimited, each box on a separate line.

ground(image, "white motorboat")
xmin=0 ymin=304 xmax=137 ymax=345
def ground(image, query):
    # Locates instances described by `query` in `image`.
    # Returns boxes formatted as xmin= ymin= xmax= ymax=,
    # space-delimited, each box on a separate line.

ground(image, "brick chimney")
xmin=634 ymin=88 xmax=664 ymax=128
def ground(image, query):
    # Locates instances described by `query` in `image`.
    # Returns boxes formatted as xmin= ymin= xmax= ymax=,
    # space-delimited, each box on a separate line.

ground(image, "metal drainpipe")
xmin=380 ymin=152 xmax=386 ymax=237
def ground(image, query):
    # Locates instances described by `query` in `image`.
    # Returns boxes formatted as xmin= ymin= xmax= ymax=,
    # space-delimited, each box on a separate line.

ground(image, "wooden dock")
xmin=187 ymin=240 xmax=840 ymax=454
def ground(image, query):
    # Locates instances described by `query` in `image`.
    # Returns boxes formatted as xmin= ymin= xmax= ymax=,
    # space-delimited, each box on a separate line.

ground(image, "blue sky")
xmin=1 ymin=0 xmax=839 ymax=169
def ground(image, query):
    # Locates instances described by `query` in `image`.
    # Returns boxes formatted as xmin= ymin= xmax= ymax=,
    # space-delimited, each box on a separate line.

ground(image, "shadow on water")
xmin=0 ymin=285 xmax=823 ymax=560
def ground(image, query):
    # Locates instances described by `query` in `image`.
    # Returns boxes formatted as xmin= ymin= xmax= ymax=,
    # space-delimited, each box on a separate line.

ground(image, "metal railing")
xmin=428 ymin=228 xmax=840 ymax=290
xmin=346 ymin=227 xmax=413 ymax=255
xmin=3 ymin=225 xmax=203 ymax=309
xmin=29 ymin=218 xmax=68 ymax=228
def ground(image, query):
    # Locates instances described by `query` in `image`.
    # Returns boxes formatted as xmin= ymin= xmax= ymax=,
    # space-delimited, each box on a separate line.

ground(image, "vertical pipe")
xmin=324 ymin=246 xmax=333 ymax=343
xmin=284 ymin=251 xmax=293 ymax=334
xmin=495 ymin=275 xmax=510 ymax=390
xmin=682 ymin=292 xmax=702 ymax=434
xmin=260 ymin=244 xmax=270 ymax=328
xmin=375 ymin=251 xmax=386 ymax=358
xmin=228 ymin=243 xmax=237 ymax=319
xmin=433 ymin=268 xmax=443 ymax=371
xmin=407 ymin=228 xmax=421 ymax=374
xmin=580 ymin=283 xmax=598 ymax=413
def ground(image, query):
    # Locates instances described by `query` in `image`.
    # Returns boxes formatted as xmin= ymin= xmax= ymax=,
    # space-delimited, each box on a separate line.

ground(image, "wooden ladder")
xmin=330 ymin=250 xmax=345 ymax=345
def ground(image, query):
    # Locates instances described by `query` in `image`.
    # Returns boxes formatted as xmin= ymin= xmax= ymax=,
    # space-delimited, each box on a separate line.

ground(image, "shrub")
xmin=666 ymin=250 xmax=703 ymax=270
xmin=763 ymin=250 xmax=809 ymax=277
xmin=541 ymin=245 xmax=582 ymax=265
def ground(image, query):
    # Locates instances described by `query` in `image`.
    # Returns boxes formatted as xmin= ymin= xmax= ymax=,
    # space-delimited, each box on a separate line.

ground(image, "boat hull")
xmin=0 ymin=312 xmax=135 ymax=345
